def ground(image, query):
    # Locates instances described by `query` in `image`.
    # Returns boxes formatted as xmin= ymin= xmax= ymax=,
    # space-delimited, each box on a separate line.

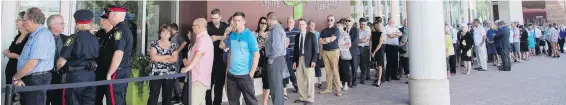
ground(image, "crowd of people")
xmin=445 ymin=19 xmax=564 ymax=77
xmin=3 ymin=6 xmax=565 ymax=105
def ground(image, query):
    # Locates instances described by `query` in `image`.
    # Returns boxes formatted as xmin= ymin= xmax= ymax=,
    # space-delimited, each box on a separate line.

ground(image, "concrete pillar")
xmin=498 ymin=1 xmax=524 ymax=24
xmin=407 ymin=1 xmax=451 ymax=105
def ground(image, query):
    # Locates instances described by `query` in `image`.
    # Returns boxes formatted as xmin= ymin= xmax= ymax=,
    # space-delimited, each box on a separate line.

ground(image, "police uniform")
xmin=94 ymin=9 xmax=115 ymax=105
xmin=106 ymin=5 xmax=134 ymax=105
xmin=60 ymin=9 xmax=100 ymax=105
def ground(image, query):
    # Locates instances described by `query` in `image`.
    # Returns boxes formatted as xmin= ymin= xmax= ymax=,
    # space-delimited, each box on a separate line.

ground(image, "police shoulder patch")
xmin=114 ymin=31 xmax=122 ymax=40
xmin=64 ymin=38 xmax=73 ymax=46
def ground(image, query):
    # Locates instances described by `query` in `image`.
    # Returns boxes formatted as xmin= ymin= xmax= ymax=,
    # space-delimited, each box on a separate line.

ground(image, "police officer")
xmin=95 ymin=9 xmax=115 ymax=105
xmin=55 ymin=9 xmax=100 ymax=105
xmin=105 ymin=5 xmax=134 ymax=105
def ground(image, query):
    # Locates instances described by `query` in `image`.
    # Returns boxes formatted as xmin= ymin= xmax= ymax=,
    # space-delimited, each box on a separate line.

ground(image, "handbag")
xmin=340 ymin=49 xmax=353 ymax=60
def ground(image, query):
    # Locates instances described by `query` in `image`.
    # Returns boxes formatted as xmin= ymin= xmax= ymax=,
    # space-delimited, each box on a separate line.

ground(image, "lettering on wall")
xmin=261 ymin=0 xmax=281 ymax=7
xmin=313 ymin=0 xmax=340 ymax=11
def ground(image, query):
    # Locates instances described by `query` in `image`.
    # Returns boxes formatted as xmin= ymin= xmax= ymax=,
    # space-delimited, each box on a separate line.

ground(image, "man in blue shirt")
xmin=12 ymin=7 xmax=56 ymax=105
xmin=285 ymin=17 xmax=300 ymax=93
xmin=318 ymin=15 xmax=342 ymax=95
xmin=558 ymin=25 xmax=565 ymax=53
xmin=225 ymin=12 xmax=260 ymax=105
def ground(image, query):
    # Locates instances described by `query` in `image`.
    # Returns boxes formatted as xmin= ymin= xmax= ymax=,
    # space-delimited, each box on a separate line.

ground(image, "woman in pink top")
xmin=181 ymin=18 xmax=215 ymax=105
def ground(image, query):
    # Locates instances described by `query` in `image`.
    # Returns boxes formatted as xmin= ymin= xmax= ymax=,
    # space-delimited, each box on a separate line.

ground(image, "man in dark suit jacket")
xmin=291 ymin=19 xmax=318 ymax=105
xmin=345 ymin=17 xmax=361 ymax=87
xmin=494 ymin=21 xmax=511 ymax=71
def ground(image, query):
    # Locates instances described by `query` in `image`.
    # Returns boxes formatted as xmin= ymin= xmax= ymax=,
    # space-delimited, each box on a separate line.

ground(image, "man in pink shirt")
xmin=181 ymin=18 xmax=214 ymax=105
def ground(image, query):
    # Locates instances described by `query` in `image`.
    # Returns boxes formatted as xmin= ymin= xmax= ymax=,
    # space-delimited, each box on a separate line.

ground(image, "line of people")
xmin=3 ymin=6 xmax=413 ymax=105
xmin=8 ymin=6 xmax=564 ymax=105
xmin=445 ymin=19 xmax=565 ymax=77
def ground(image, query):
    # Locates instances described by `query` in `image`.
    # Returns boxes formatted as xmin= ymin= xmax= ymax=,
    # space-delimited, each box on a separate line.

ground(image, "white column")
xmin=391 ymin=0 xmax=399 ymax=26
xmin=1 ymin=1 xmax=18 ymax=87
xmin=497 ymin=1 xmax=523 ymax=24
xmin=368 ymin=1 xmax=374 ymax=22
xmin=407 ymin=1 xmax=450 ymax=105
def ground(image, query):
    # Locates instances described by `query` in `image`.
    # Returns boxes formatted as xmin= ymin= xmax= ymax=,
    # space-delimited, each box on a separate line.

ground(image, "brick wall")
xmin=545 ymin=0 xmax=566 ymax=24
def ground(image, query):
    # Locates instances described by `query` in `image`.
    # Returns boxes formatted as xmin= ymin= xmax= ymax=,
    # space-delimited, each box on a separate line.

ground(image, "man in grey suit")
xmin=345 ymin=17 xmax=360 ymax=88
xmin=265 ymin=12 xmax=287 ymax=105
xmin=494 ymin=21 xmax=511 ymax=71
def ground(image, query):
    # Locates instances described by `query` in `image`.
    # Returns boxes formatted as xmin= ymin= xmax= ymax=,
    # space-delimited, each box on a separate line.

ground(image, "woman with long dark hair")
xmin=148 ymin=24 xmax=178 ymax=105
xmin=2 ymin=11 xmax=29 ymax=85
xmin=370 ymin=17 xmax=385 ymax=87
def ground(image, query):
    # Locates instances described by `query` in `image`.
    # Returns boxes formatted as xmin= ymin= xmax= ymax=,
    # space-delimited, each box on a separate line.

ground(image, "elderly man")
xmin=12 ymin=7 xmax=56 ymax=105
xmin=473 ymin=19 xmax=488 ymax=71
xmin=45 ymin=14 xmax=66 ymax=105
xmin=285 ymin=17 xmax=300 ymax=92
xmin=264 ymin=12 xmax=287 ymax=105
xmin=384 ymin=18 xmax=402 ymax=81
xmin=105 ymin=5 xmax=134 ymax=105
xmin=494 ymin=21 xmax=511 ymax=71
xmin=180 ymin=18 xmax=214 ymax=105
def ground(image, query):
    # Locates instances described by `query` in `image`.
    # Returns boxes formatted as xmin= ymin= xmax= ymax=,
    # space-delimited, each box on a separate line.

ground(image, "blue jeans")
xmin=21 ymin=72 xmax=52 ymax=105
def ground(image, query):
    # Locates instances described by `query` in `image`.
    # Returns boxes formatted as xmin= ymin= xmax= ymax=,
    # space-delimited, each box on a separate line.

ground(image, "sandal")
xmin=319 ymin=90 xmax=332 ymax=94
xmin=284 ymin=95 xmax=288 ymax=100
xmin=335 ymin=91 xmax=343 ymax=97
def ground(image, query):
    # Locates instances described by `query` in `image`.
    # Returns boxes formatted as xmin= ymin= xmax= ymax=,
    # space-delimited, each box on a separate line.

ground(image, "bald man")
xmin=105 ymin=5 xmax=134 ymax=105
xmin=181 ymin=18 xmax=214 ymax=105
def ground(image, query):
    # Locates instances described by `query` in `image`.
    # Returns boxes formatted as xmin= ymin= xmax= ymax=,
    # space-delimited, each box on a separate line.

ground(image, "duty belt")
xmin=67 ymin=61 xmax=97 ymax=72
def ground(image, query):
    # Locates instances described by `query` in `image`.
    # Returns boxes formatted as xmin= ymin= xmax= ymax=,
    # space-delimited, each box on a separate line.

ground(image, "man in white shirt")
xmin=383 ymin=18 xmax=402 ymax=81
xmin=511 ymin=22 xmax=522 ymax=62
xmin=357 ymin=18 xmax=372 ymax=84
xmin=472 ymin=19 xmax=488 ymax=71
xmin=534 ymin=25 xmax=543 ymax=55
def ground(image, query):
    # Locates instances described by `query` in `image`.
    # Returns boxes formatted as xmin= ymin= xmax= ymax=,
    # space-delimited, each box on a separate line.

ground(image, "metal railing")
xmin=3 ymin=71 xmax=192 ymax=105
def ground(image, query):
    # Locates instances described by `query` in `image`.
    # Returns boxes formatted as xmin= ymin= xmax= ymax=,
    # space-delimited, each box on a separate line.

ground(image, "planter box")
xmin=126 ymin=69 xmax=149 ymax=105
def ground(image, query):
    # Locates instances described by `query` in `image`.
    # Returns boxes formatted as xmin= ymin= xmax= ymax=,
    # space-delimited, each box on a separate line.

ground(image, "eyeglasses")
xmin=260 ymin=22 xmax=267 ymax=25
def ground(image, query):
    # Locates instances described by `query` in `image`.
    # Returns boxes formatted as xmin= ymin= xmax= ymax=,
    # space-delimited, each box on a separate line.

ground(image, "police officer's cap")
xmin=100 ymin=9 xmax=109 ymax=19
xmin=74 ymin=9 xmax=94 ymax=24
xmin=108 ymin=5 xmax=128 ymax=12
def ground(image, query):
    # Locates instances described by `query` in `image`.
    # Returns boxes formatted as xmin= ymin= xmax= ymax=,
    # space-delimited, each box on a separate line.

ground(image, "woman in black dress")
xmin=459 ymin=25 xmax=474 ymax=75
xmin=519 ymin=25 xmax=529 ymax=60
xmin=370 ymin=17 xmax=385 ymax=87
xmin=3 ymin=11 xmax=29 ymax=84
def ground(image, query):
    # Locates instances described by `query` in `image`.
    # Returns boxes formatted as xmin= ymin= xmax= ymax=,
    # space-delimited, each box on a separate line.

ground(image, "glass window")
xmin=145 ymin=1 xmax=178 ymax=52
xmin=19 ymin=1 xmax=61 ymax=19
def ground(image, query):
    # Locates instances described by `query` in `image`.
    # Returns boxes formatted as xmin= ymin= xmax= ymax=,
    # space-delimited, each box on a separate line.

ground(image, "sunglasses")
xmin=345 ymin=20 xmax=351 ymax=22
xmin=327 ymin=19 xmax=334 ymax=22
xmin=260 ymin=22 xmax=267 ymax=24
